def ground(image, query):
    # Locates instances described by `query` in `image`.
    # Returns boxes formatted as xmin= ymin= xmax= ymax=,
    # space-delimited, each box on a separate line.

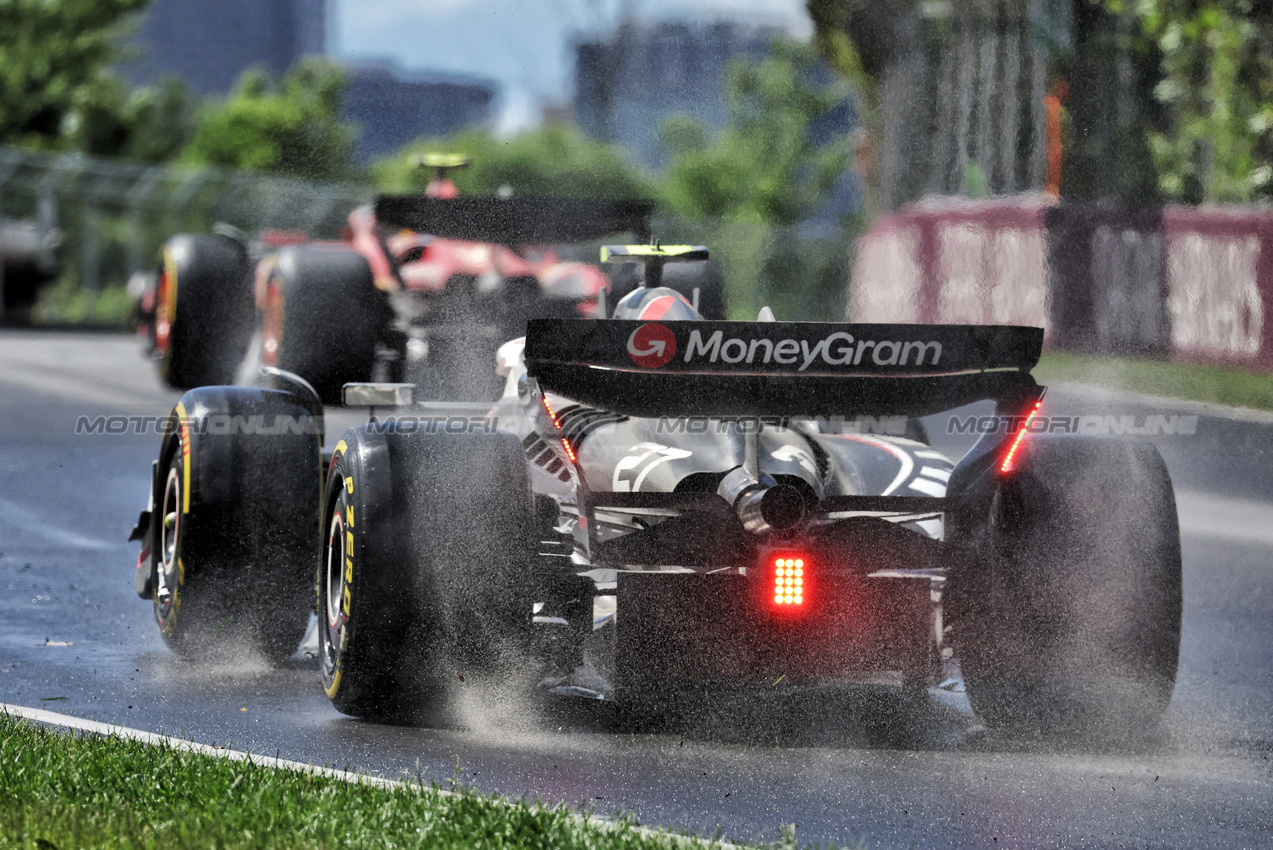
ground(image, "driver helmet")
xmin=610 ymin=286 xmax=703 ymax=321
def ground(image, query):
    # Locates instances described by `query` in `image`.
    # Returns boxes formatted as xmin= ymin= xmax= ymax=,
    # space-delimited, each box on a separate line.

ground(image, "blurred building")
xmin=124 ymin=0 xmax=496 ymax=163
xmin=573 ymin=19 xmax=861 ymax=219
xmin=125 ymin=0 xmax=326 ymax=94
xmin=341 ymin=63 xmax=496 ymax=163
xmin=573 ymin=21 xmax=793 ymax=169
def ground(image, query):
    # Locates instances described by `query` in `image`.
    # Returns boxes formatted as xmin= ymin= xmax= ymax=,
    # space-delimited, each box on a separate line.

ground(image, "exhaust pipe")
xmin=717 ymin=467 xmax=806 ymax=535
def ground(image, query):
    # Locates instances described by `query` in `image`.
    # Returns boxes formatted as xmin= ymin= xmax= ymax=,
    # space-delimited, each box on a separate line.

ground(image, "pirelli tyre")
xmin=150 ymin=386 xmax=322 ymax=661
xmin=261 ymin=245 xmax=382 ymax=404
xmin=155 ymin=234 xmax=254 ymax=389
xmin=953 ymin=436 xmax=1182 ymax=739
xmin=319 ymin=427 xmax=535 ymax=724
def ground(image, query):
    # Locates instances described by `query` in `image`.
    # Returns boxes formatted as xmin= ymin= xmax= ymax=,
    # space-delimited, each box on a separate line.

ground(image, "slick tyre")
xmin=662 ymin=259 xmax=726 ymax=319
xmin=156 ymin=234 xmax=254 ymax=389
xmin=320 ymin=427 xmax=536 ymax=724
xmin=318 ymin=428 xmax=418 ymax=720
xmin=151 ymin=386 xmax=322 ymax=662
xmin=261 ymin=245 xmax=382 ymax=404
xmin=956 ymin=436 xmax=1182 ymax=739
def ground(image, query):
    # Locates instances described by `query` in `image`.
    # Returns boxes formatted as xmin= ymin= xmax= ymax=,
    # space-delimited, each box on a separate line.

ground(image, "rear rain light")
xmin=541 ymin=395 xmax=577 ymax=463
xmin=772 ymin=556 xmax=805 ymax=605
xmin=1000 ymin=399 xmax=1043 ymax=474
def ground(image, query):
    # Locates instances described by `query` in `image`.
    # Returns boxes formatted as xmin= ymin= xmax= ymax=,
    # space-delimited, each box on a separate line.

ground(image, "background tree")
xmin=656 ymin=38 xmax=856 ymax=320
xmin=1118 ymin=0 xmax=1273 ymax=203
xmin=64 ymin=76 xmax=194 ymax=162
xmin=810 ymin=0 xmax=1273 ymax=207
xmin=658 ymin=39 xmax=853 ymax=225
xmin=0 ymin=0 xmax=150 ymax=150
xmin=181 ymin=58 xmax=358 ymax=182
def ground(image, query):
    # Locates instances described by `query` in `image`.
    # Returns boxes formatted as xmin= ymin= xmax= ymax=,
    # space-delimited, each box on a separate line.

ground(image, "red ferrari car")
xmin=138 ymin=157 xmax=719 ymax=402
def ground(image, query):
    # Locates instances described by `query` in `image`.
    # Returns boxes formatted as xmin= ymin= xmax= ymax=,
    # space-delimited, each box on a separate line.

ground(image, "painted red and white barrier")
xmin=1163 ymin=206 xmax=1273 ymax=369
xmin=850 ymin=197 xmax=1273 ymax=370
xmin=849 ymin=197 xmax=1050 ymax=333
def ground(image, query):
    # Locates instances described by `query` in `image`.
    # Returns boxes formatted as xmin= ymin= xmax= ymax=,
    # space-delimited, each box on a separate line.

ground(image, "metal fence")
xmin=0 ymin=145 xmax=862 ymax=324
xmin=0 ymin=145 xmax=372 ymax=293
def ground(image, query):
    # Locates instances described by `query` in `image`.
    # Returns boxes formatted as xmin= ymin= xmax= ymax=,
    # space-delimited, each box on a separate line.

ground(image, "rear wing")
xmin=373 ymin=196 xmax=654 ymax=245
xmin=524 ymin=320 xmax=1043 ymax=418
xmin=601 ymin=243 xmax=709 ymax=289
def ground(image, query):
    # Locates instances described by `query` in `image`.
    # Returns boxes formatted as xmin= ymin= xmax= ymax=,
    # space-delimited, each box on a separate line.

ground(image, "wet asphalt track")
xmin=1 ymin=328 xmax=1271 ymax=849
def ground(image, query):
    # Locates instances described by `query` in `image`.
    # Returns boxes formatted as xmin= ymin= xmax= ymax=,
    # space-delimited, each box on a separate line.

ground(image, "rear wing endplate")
xmin=524 ymin=320 xmax=1043 ymax=418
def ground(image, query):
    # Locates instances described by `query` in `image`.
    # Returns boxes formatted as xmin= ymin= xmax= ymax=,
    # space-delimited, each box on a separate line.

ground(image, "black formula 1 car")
xmin=130 ymin=246 xmax=1181 ymax=737
xmin=1 ymin=217 xmax=61 ymax=320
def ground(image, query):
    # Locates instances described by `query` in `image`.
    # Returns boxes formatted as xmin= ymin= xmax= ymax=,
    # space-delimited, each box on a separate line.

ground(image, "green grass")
xmin=0 ymin=712 xmax=737 ymax=850
xmin=30 ymin=277 xmax=135 ymax=328
xmin=1035 ymin=350 xmax=1273 ymax=413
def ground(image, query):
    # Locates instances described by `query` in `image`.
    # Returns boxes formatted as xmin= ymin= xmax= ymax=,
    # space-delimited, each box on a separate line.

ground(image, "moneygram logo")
xmin=681 ymin=329 xmax=943 ymax=370
xmin=627 ymin=322 xmax=677 ymax=368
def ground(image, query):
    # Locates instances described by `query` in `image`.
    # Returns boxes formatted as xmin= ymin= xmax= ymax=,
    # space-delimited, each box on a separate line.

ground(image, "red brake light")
xmin=772 ymin=556 xmax=806 ymax=606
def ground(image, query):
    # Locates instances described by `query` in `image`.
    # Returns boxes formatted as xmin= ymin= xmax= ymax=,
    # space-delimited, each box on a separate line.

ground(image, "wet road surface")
xmin=1 ymin=329 xmax=1270 ymax=848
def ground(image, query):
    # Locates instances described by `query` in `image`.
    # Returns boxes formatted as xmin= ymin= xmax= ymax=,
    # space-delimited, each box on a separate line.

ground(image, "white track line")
xmin=1 ymin=702 xmax=737 ymax=848
xmin=0 ymin=498 xmax=118 ymax=551
xmin=1175 ymin=490 xmax=1273 ymax=547
xmin=1 ymin=702 xmax=399 ymax=787
xmin=0 ymin=364 xmax=168 ymax=408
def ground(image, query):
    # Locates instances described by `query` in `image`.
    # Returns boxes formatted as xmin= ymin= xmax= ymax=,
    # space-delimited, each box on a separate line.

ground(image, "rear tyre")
xmin=319 ymin=428 xmax=424 ymax=720
xmin=151 ymin=386 xmax=321 ymax=662
xmin=261 ymin=245 xmax=382 ymax=404
xmin=955 ymin=436 xmax=1182 ymax=739
xmin=320 ymin=427 xmax=536 ymax=724
xmin=406 ymin=430 xmax=537 ymax=678
xmin=662 ymin=259 xmax=726 ymax=319
xmin=156 ymin=234 xmax=254 ymax=389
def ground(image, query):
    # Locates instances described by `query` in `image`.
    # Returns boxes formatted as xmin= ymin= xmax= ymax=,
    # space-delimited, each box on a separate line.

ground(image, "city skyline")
xmin=331 ymin=0 xmax=810 ymax=131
